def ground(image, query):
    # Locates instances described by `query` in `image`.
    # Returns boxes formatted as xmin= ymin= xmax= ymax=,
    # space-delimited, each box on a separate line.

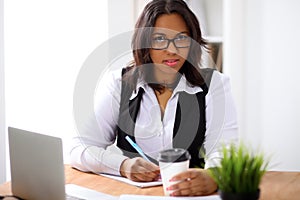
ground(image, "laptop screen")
xmin=8 ymin=127 xmax=66 ymax=200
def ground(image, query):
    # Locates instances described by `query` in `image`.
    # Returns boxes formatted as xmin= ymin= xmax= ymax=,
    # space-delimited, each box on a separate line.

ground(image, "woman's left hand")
xmin=167 ymin=168 xmax=218 ymax=196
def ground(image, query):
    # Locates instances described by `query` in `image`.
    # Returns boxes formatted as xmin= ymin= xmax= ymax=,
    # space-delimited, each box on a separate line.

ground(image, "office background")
xmin=1 ymin=0 xmax=300 ymax=184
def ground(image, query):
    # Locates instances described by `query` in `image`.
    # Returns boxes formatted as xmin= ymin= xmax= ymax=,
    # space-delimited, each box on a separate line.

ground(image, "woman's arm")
xmin=70 ymin=69 xmax=160 ymax=180
xmin=70 ymin=69 xmax=128 ymax=175
xmin=204 ymin=70 xmax=239 ymax=169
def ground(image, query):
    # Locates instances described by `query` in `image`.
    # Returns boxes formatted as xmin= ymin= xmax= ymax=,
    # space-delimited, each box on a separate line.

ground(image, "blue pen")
xmin=125 ymin=136 xmax=151 ymax=162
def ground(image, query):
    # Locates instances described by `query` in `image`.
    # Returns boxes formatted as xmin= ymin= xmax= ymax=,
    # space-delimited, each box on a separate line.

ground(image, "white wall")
xmin=260 ymin=0 xmax=300 ymax=170
xmin=4 ymin=0 xmax=108 ymax=180
xmin=108 ymin=0 xmax=134 ymax=36
xmin=0 ymin=0 xmax=6 ymax=184
xmin=224 ymin=0 xmax=300 ymax=171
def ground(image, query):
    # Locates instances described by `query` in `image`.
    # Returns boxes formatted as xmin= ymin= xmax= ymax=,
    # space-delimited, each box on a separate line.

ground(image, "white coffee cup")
xmin=158 ymin=148 xmax=190 ymax=196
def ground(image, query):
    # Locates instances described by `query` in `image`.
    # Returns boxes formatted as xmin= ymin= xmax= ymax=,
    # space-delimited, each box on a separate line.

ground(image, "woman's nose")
xmin=165 ymin=41 xmax=178 ymax=54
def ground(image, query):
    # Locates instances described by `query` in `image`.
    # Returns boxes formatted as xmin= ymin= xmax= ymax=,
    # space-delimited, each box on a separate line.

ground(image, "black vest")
xmin=116 ymin=68 xmax=214 ymax=168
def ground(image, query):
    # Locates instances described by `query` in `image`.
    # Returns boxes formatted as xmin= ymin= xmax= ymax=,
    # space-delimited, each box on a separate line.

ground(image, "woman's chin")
xmin=157 ymin=64 xmax=180 ymax=75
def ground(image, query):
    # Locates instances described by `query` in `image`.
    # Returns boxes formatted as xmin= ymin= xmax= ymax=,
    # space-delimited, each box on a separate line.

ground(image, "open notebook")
xmin=99 ymin=173 xmax=162 ymax=188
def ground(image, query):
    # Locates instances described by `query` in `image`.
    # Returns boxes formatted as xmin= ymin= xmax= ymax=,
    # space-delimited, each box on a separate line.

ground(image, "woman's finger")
xmin=170 ymin=169 xmax=200 ymax=181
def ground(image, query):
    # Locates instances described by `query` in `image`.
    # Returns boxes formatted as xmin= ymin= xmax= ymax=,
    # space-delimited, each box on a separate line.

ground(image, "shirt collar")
xmin=174 ymin=75 xmax=203 ymax=94
xmin=129 ymin=74 xmax=203 ymax=100
xmin=129 ymin=77 xmax=148 ymax=100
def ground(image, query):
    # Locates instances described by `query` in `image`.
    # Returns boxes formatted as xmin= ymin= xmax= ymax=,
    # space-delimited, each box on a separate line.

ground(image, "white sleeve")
xmin=204 ymin=71 xmax=239 ymax=169
xmin=69 ymin=69 xmax=128 ymax=175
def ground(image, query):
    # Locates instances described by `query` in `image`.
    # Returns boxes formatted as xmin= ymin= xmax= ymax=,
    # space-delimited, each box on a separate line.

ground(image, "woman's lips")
xmin=163 ymin=59 xmax=179 ymax=67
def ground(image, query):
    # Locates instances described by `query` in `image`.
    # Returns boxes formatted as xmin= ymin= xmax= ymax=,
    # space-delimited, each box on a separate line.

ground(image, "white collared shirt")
xmin=70 ymin=68 xmax=238 ymax=175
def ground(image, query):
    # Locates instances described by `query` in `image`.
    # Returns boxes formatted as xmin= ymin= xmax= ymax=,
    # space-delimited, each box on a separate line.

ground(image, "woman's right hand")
xmin=120 ymin=157 xmax=160 ymax=182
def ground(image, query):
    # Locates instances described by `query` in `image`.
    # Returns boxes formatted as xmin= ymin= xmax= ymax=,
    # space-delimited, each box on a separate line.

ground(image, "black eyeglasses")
xmin=151 ymin=33 xmax=191 ymax=50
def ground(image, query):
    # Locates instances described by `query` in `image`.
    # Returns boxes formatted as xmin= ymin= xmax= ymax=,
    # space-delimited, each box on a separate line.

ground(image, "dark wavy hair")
xmin=125 ymin=0 xmax=208 ymax=91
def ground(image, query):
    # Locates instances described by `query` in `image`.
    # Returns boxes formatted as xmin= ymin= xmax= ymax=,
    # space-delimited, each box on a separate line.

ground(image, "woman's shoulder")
xmin=102 ymin=68 xmax=123 ymax=84
xmin=211 ymin=69 xmax=231 ymax=83
xmin=200 ymin=68 xmax=230 ymax=83
xmin=94 ymin=68 xmax=123 ymax=94
xmin=109 ymin=68 xmax=123 ymax=79
xmin=208 ymin=69 xmax=232 ymax=92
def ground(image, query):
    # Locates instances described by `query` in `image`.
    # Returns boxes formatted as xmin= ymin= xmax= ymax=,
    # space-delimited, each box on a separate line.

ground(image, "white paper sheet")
xmin=65 ymin=184 xmax=118 ymax=200
xmin=99 ymin=173 xmax=162 ymax=188
xmin=119 ymin=194 xmax=221 ymax=200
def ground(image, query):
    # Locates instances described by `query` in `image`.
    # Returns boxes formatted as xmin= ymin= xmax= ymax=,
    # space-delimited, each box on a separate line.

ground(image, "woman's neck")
xmin=153 ymin=69 xmax=179 ymax=86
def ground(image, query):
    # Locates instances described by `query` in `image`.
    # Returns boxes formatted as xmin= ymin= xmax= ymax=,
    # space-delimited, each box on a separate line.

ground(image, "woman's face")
xmin=150 ymin=13 xmax=190 ymax=75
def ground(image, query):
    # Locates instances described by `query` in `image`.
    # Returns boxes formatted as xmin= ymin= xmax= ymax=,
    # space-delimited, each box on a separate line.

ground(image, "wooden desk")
xmin=1 ymin=165 xmax=300 ymax=200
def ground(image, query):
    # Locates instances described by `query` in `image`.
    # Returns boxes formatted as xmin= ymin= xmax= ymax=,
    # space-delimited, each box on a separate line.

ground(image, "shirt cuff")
xmin=81 ymin=146 xmax=129 ymax=176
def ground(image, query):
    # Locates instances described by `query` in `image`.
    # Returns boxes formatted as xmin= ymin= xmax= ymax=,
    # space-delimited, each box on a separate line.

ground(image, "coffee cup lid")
xmin=158 ymin=148 xmax=191 ymax=163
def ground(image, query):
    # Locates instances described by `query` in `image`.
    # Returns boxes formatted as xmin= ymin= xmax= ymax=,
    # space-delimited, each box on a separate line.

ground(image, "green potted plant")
xmin=209 ymin=143 xmax=269 ymax=200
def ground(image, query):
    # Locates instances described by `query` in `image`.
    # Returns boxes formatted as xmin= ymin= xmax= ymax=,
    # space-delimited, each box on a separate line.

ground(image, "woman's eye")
xmin=176 ymin=35 xmax=189 ymax=40
xmin=153 ymin=36 xmax=166 ymax=42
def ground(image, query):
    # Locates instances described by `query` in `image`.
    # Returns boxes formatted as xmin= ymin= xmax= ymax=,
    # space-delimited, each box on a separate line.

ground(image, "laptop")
xmin=8 ymin=127 xmax=117 ymax=200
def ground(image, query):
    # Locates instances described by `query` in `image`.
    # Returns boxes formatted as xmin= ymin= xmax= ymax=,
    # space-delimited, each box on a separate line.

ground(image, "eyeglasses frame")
xmin=151 ymin=35 xmax=191 ymax=50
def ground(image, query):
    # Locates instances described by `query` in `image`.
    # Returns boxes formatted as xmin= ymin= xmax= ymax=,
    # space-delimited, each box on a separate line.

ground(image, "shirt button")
xmin=157 ymin=127 xmax=163 ymax=136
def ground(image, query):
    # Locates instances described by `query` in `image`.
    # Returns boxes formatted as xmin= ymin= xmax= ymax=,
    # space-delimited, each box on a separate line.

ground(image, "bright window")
xmin=4 ymin=0 xmax=108 ymax=180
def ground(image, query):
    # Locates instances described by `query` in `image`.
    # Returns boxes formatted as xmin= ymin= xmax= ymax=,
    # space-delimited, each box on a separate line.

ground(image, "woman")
xmin=70 ymin=0 xmax=238 ymax=196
